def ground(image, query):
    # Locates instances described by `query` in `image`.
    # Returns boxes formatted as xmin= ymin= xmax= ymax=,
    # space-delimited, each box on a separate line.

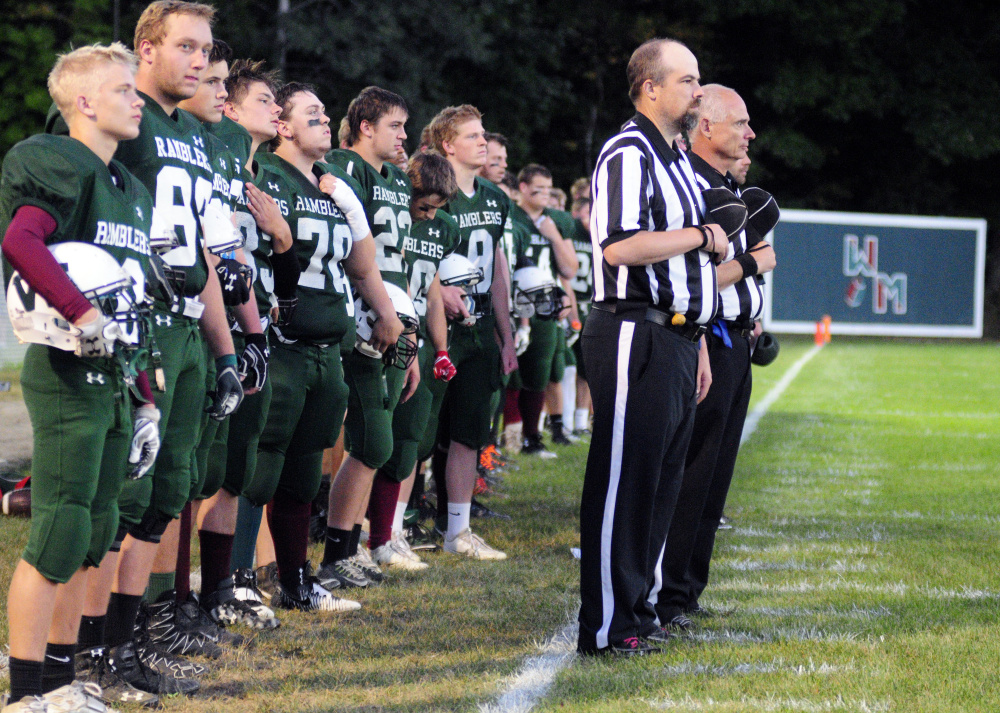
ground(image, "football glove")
xmin=433 ymin=351 xmax=457 ymax=381
xmin=215 ymin=258 xmax=252 ymax=306
xmin=76 ymin=314 xmax=124 ymax=359
xmin=514 ymin=324 xmax=531 ymax=357
xmin=127 ymin=405 xmax=161 ymax=480
xmin=238 ymin=333 xmax=270 ymax=390
xmin=206 ymin=358 xmax=244 ymax=421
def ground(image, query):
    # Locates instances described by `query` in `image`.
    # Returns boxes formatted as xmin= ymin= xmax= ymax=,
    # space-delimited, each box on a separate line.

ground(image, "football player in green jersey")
xmin=249 ymin=82 xmax=402 ymax=611
xmin=175 ymin=42 xmax=278 ymax=628
xmin=99 ymin=0 xmax=245 ymax=674
xmin=425 ymin=105 xmax=518 ymax=561
xmin=319 ymin=87 xmax=422 ymax=587
xmin=0 ymin=44 xmax=159 ymax=709
xmin=566 ymin=197 xmax=594 ymax=435
xmin=366 ymin=151 xmax=460 ymax=571
xmin=511 ymin=164 xmax=576 ymax=457
xmin=197 ymin=58 xmax=294 ymax=626
xmin=540 ymin=184 xmax=586 ymax=446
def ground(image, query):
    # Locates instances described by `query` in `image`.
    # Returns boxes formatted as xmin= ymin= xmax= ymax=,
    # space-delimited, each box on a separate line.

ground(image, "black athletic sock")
xmin=9 ymin=657 xmax=44 ymax=702
xmin=41 ymin=642 xmax=76 ymax=693
xmin=105 ymin=592 xmax=143 ymax=648
xmin=77 ymin=614 xmax=106 ymax=650
xmin=433 ymin=445 xmax=449 ymax=525
xmin=348 ymin=524 xmax=363 ymax=557
xmin=323 ymin=526 xmax=352 ymax=564
xmin=548 ymin=414 xmax=564 ymax=436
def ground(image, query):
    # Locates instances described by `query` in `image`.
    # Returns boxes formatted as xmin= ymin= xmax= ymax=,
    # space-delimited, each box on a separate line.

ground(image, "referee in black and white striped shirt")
xmin=649 ymin=85 xmax=777 ymax=631
xmin=577 ymin=38 xmax=730 ymax=657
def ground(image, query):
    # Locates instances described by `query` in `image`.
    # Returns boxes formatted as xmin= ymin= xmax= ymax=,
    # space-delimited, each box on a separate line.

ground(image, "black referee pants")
xmin=577 ymin=308 xmax=699 ymax=652
xmin=651 ymin=328 xmax=752 ymax=622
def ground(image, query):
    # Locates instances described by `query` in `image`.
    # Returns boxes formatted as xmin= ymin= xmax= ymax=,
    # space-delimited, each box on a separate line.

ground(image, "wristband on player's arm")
xmin=215 ymin=354 xmax=238 ymax=371
xmin=270 ymin=244 xmax=301 ymax=299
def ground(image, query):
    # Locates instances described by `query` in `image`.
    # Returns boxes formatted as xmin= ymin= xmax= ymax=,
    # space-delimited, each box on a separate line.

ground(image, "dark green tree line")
xmin=3 ymin=0 xmax=999 ymax=331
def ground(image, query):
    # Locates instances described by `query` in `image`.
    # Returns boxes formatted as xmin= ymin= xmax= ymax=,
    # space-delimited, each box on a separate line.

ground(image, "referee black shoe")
xmin=578 ymin=637 xmax=660 ymax=657
xmin=643 ymin=626 xmax=678 ymax=645
xmin=665 ymin=614 xmax=695 ymax=633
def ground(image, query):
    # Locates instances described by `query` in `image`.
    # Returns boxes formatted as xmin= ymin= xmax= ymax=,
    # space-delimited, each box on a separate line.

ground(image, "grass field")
xmin=2 ymin=336 xmax=1000 ymax=711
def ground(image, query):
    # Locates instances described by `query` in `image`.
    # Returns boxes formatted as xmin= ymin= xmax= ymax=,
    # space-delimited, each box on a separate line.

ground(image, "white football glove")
xmin=127 ymin=405 xmax=161 ymax=479
xmin=76 ymin=314 xmax=123 ymax=358
xmin=514 ymin=324 xmax=531 ymax=356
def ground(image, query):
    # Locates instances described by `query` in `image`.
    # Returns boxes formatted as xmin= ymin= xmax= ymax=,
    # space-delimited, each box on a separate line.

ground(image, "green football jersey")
xmin=113 ymin=92 xmax=214 ymax=297
xmin=404 ymin=209 xmax=461 ymax=336
xmin=203 ymin=126 xmax=243 ymax=215
xmin=325 ymin=149 xmax=412 ymax=290
xmin=0 ymin=134 xmax=155 ymax=345
xmin=510 ymin=202 xmax=554 ymax=276
xmin=256 ymin=152 xmax=360 ymax=344
xmin=233 ymin=160 xmax=289 ymax=318
xmin=444 ymin=177 xmax=511 ymax=296
xmin=567 ymin=216 xmax=593 ymax=304
xmin=206 ymin=116 xmax=252 ymax=168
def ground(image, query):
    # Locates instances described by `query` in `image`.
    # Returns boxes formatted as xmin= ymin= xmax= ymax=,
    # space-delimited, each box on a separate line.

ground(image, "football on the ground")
xmin=2 ymin=488 xmax=30 ymax=517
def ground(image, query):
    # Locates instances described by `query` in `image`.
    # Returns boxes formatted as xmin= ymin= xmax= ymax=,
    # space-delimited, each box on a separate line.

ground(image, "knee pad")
xmin=127 ymin=508 xmax=174 ymax=543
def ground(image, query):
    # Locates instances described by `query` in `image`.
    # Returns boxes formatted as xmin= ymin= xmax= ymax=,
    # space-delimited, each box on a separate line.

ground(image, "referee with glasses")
xmin=577 ymin=38 xmax=729 ymax=657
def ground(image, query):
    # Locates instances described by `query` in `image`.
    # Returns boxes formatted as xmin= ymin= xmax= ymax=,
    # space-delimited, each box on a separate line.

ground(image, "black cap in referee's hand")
xmin=742 ymin=187 xmax=780 ymax=236
xmin=702 ymin=186 xmax=748 ymax=240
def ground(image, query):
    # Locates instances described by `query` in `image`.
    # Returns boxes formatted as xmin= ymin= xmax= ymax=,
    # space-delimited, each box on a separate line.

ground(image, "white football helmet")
xmin=6 ymin=242 xmax=142 ymax=356
xmin=200 ymin=199 xmax=243 ymax=255
xmin=438 ymin=253 xmax=488 ymax=324
xmin=354 ymin=282 xmax=420 ymax=369
xmin=512 ymin=266 xmax=562 ymax=320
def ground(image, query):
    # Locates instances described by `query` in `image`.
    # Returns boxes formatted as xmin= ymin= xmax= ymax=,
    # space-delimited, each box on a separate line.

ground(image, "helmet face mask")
xmin=6 ymin=242 xmax=146 ymax=354
xmin=512 ymin=266 xmax=562 ymax=320
xmin=438 ymin=253 xmax=489 ymax=324
xmin=354 ymin=283 xmax=420 ymax=370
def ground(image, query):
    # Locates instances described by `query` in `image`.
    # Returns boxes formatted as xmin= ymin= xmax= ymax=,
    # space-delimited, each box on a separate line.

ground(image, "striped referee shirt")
xmin=688 ymin=152 xmax=764 ymax=325
xmin=590 ymin=112 xmax=717 ymax=324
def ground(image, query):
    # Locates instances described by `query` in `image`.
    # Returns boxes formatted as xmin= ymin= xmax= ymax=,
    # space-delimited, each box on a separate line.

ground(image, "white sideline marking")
xmin=483 ymin=343 xmax=822 ymax=712
xmin=647 ymin=695 xmax=891 ymax=711
xmin=741 ymin=343 xmax=823 ymax=445
xmin=478 ymin=624 xmax=577 ymax=713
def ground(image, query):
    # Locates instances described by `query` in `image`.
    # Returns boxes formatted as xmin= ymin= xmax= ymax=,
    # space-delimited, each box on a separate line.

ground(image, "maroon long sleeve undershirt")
xmin=2 ymin=205 xmax=94 ymax=323
xmin=3 ymin=205 xmax=157 ymax=405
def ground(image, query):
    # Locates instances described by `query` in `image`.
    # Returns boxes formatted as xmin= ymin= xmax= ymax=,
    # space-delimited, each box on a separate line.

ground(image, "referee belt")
xmin=593 ymin=301 xmax=706 ymax=342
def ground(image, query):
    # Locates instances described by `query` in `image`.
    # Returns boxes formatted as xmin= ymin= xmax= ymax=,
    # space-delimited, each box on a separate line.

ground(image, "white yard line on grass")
xmin=741 ymin=343 xmax=823 ymax=445
xmin=481 ymin=344 xmax=824 ymax=713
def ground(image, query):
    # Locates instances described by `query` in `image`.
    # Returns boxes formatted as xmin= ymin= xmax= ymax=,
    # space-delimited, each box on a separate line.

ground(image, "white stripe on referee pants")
xmin=596 ymin=320 xmax=636 ymax=650
xmin=647 ymin=538 xmax=666 ymax=623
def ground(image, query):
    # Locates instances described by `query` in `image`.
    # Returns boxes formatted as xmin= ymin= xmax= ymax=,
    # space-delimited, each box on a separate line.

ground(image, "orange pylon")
xmin=822 ymin=315 xmax=832 ymax=343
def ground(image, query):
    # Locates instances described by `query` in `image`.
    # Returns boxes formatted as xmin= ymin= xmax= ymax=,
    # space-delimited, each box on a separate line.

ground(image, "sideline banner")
xmin=764 ymin=209 xmax=986 ymax=338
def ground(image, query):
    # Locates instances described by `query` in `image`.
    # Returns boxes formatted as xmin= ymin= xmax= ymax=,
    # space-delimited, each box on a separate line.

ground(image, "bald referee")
xmin=577 ymin=38 xmax=729 ymax=657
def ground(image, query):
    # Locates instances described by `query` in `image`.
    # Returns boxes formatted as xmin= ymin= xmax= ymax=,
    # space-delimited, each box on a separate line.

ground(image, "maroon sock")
xmin=267 ymin=491 xmax=313 ymax=589
xmin=175 ymin=502 xmax=192 ymax=602
xmin=519 ymin=389 xmax=546 ymax=438
xmin=198 ymin=530 xmax=235 ymax=598
xmin=504 ymin=387 xmax=522 ymax=425
xmin=368 ymin=473 xmax=402 ymax=550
